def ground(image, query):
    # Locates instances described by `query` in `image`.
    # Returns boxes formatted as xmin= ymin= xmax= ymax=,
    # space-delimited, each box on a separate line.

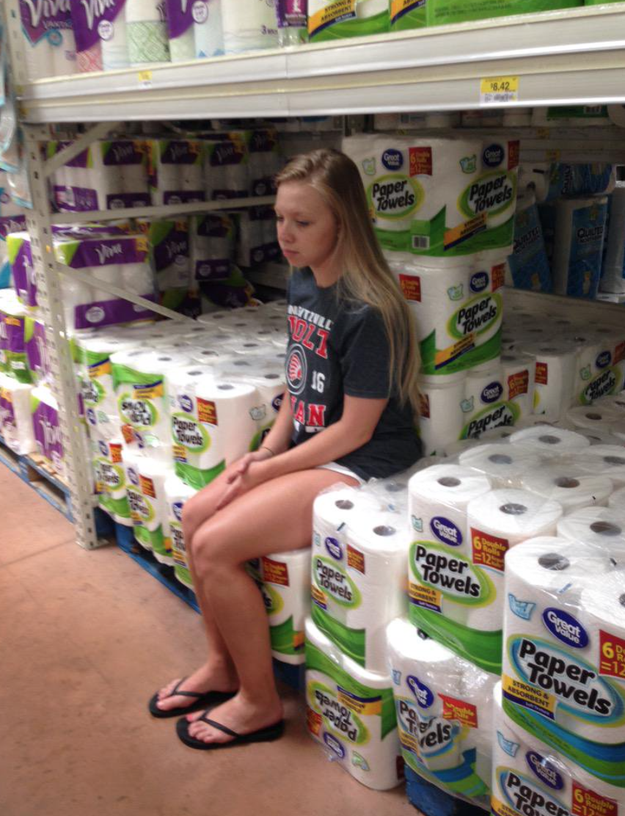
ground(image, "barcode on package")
xmin=412 ymin=236 xmax=430 ymax=250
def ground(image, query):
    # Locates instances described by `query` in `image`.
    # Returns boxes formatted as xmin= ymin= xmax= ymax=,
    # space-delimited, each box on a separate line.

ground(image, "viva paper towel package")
xmin=163 ymin=473 xmax=196 ymax=588
xmin=344 ymin=134 xmax=519 ymax=259
xmin=71 ymin=0 xmax=130 ymax=72
xmin=0 ymin=296 xmax=31 ymax=383
xmin=24 ymin=317 xmax=51 ymax=386
xmin=308 ymin=0 xmax=389 ymax=41
xmin=0 ymin=373 xmax=36 ymax=455
xmin=247 ymin=548 xmax=311 ymax=665
xmin=305 ymin=618 xmax=402 ymax=791
xmin=7 ymin=232 xmax=36 ymax=309
xmin=389 ymin=253 xmax=505 ymax=377
xmin=126 ymin=0 xmax=170 ymax=66
xmin=20 ymin=0 xmax=77 ymax=80
xmin=148 ymin=139 xmax=205 ymax=206
xmin=502 ymin=537 xmax=625 ymax=791
xmin=203 ymin=133 xmax=250 ymax=200
xmin=408 ymin=465 xmax=563 ymax=674
xmin=492 ymin=681 xmax=622 ymax=816
xmin=167 ymin=0 xmax=224 ymax=62
xmin=311 ymin=486 xmax=411 ymax=673
xmin=137 ymin=217 xmax=192 ymax=291
xmin=505 ymin=191 xmax=552 ymax=293
xmin=387 ymin=619 xmax=496 ymax=809
xmin=30 ymin=385 xmax=65 ymax=477
xmin=426 ymin=0 xmax=582 ymax=25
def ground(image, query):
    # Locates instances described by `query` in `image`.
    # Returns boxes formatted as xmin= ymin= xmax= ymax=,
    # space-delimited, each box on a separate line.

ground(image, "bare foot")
xmin=185 ymin=692 xmax=284 ymax=745
xmin=156 ymin=663 xmax=239 ymax=713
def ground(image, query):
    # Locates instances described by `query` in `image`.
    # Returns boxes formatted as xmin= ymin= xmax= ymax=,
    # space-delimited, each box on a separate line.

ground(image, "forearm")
xmin=260 ymin=419 xmax=370 ymax=480
xmin=258 ymin=394 xmax=294 ymax=455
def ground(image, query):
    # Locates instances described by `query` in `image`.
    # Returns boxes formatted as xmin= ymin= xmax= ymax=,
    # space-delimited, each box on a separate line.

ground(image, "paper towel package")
xmin=344 ymin=134 xmax=518 ymax=260
xmin=0 ymin=373 xmax=36 ymax=455
xmin=387 ymin=618 xmax=495 ymax=809
xmin=520 ymin=465 xmax=613 ymax=512
xmin=222 ymin=0 xmax=278 ymax=52
xmin=520 ymin=341 xmax=576 ymax=420
xmin=138 ymin=217 xmax=192 ymax=291
xmin=553 ymin=197 xmax=608 ymax=299
xmin=30 ymin=385 xmax=65 ymax=477
xmin=390 ymin=0 xmax=426 ymax=30
xmin=72 ymin=0 xmax=130 ymax=72
xmin=203 ymin=132 xmax=250 ymax=200
xmin=124 ymin=449 xmax=152 ymax=550
xmin=311 ymin=486 xmax=411 ymax=673
xmin=20 ymin=0 xmax=77 ymax=79
xmin=148 ymin=139 xmax=205 ymax=206
xmin=426 ymin=0 xmax=581 ymax=26
xmin=126 ymin=0 xmax=170 ymax=65
xmin=245 ymin=128 xmax=281 ymax=197
xmin=0 ymin=298 xmax=30 ymax=383
xmin=505 ymin=190 xmax=552 ymax=293
xmin=305 ymin=618 xmax=402 ymax=791
xmin=556 ymin=505 xmax=625 ymax=549
xmin=418 ymin=377 xmax=465 ymax=456
xmin=247 ymin=548 xmax=311 ymax=665
xmin=390 ymin=254 xmax=504 ymax=378
xmin=24 ymin=317 xmax=51 ymax=386
xmin=135 ymin=456 xmax=174 ymax=564
xmin=308 ymin=0 xmax=389 ymax=41
xmin=167 ymin=0 xmax=224 ymax=61
xmin=491 ymin=682 xmax=621 ymax=816
xmin=509 ymin=426 xmax=590 ymax=456
xmin=190 ymin=213 xmax=235 ymax=282
xmin=502 ymin=537 xmax=625 ymax=788
xmin=601 ymin=184 xmax=625 ymax=295
xmin=460 ymin=364 xmax=520 ymax=441
xmin=458 ymin=443 xmax=540 ymax=489
xmin=91 ymin=437 xmax=131 ymax=524
xmin=163 ymin=472 xmax=196 ymax=587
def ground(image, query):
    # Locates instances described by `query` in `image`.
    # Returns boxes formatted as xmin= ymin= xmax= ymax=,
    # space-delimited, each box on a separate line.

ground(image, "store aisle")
xmin=0 ymin=467 xmax=414 ymax=816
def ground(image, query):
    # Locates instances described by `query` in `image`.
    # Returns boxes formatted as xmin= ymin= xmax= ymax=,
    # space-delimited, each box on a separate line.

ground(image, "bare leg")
xmin=185 ymin=469 xmax=358 ymax=745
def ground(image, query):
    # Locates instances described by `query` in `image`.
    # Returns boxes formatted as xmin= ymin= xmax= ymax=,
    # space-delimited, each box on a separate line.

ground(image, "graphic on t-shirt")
xmin=287 ymin=345 xmax=307 ymax=396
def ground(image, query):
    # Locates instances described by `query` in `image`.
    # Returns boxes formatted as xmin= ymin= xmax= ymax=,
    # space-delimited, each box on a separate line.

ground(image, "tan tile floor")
xmin=0 ymin=465 xmax=418 ymax=816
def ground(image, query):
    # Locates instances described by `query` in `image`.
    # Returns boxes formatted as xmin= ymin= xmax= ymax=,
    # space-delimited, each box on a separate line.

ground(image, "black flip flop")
xmin=176 ymin=711 xmax=285 ymax=750
xmin=148 ymin=679 xmax=236 ymax=719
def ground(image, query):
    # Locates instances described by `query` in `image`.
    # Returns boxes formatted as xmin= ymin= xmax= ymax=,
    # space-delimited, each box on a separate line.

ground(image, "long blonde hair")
xmin=275 ymin=148 xmax=421 ymax=417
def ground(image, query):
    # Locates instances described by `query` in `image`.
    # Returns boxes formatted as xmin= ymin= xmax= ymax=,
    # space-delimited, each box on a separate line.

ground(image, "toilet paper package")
xmin=520 ymin=341 xmax=576 ymax=420
xmin=312 ymin=487 xmax=411 ymax=673
xmin=126 ymin=0 xmax=170 ymax=65
xmin=163 ymin=473 xmax=196 ymax=587
xmin=505 ymin=191 xmax=552 ymax=293
xmin=72 ymin=0 xmax=130 ymax=72
xmin=91 ymin=437 xmax=131 ymax=524
xmin=222 ymin=0 xmax=278 ymax=52
xmin=390 ymin=255 xmax=504 ymax=377
xmin=20 ymin=0 xmax=77 ymax=80
xmin=426 ymin=0 xmax=581 ymax=25
xmin=0 ymin=374 xmax=36 ymax=455
xmin=30 ymin=385 xmax=65 ymax=477
xmin=148 ymin=139 xmax=205 ymax=206
xmin=459 ymin=444 xmax=541 ymax=489
xmin=247 ymin=547 xmax=311 ymax=665
xmin=308 ymin=0 xmax=389 ymax=41
xmin=520 ymin=464 xmax=613 ymax=512
xmin=557 ymin=505 xmax=625 ymax=549
xmin=112 ymin=348 xmax=192 ymax=456
xmin=390 ymin=0 xmax=426 ymax=30
xmin=492 ymin=682 xmax=622 ymax=816
xmin=344 ymin=134 xmax=519 ymax=259
xmin=305 ymin=618 xmax=402 ymax=791
xmin=502 ymin=538 xmax=625 ymax=788
xmin=190 ymin=214 xmax=235 ymax=282
xmin=387 ymin=618 xmax=495 ymax=809
xmin=553 ymin=197 xmax=608 ymax=299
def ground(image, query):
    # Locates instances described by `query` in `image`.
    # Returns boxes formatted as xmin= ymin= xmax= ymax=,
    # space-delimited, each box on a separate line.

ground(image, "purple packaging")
xmin=275 ymin=0 xmax=307 ymax=27
xmin=31 ymin=391 xmax=65 ymax=473
xmin=58 ymin=235 xmax=148 ymax=269
xmin=25 ymin=317 xmax=51 ymax=384
xmin=72 ymin=294 xmax=156 ymax=330
xmin=100 ymin=140 xmax=150 ymax=208
xmin=0 ymin=215 xmax=27 ymax=242
xmin=166 ymin=0 xmax=192 ymax=40
xmin=71 ymin=0 xmax=126 ymax=55
xmin=20 ymin=0 xmax=73 ymax=44
xmin=8 ymin=235 xmax=36 ymax=308
xmin=194 ymin=215 xmax=233 ymax=281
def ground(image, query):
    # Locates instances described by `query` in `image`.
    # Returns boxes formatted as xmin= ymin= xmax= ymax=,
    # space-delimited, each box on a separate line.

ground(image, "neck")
xmin=310 ymin=257 xmax=342 ymax=289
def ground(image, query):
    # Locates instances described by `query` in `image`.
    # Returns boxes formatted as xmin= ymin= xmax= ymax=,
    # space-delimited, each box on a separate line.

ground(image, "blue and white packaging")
xmin=600 ymin=184 xmax=625 ymax=295
xmin=506 ymin=191 xmax=551 ymax=293
xmin=553 ymin=196 xmax=608 ymax=299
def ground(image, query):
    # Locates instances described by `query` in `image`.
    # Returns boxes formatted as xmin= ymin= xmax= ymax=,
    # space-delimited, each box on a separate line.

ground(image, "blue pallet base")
xmin=405 ymin=767 xmax=487 ymax=816
xmin=114 ymin=521 xmax=305 ymax=693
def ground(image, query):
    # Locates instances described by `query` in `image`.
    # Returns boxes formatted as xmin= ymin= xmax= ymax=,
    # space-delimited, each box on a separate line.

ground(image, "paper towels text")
xmin=502 ymin=772 xmax=568 ymax=816
xmin=314 ymin=559 xmax=353 ymax=603
xmin=314 ymin=689 xmax=357 ymax=742
xmin=414 ymin=545 xmax=480 ymax=598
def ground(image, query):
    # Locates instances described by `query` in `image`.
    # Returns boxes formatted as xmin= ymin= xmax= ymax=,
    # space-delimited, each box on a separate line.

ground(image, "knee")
xmin=188 ymin=521 xmax=232 ymax=583
xmin=181 ymin=493 xmax=212 ymax=541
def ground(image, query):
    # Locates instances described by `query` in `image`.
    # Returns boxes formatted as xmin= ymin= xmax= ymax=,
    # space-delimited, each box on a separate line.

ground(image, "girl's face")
xmin=275 ymin=181 xmax=340 ymax=273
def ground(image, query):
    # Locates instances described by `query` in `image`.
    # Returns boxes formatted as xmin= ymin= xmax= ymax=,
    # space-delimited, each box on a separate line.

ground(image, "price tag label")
xmin=480 ymin=75 xmax=519 ymax=105
xmin=138 ymin=70 xmax=153 ymax=89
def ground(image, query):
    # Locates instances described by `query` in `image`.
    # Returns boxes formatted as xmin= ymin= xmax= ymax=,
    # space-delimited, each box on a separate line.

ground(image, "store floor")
xmin=0 ymin=466 xmax=416 ymax=816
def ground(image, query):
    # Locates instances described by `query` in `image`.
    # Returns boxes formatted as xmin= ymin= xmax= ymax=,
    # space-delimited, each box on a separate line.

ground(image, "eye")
xmin=296 ymin=220 xmax=310 ymax=227
xmin=275 ymin=215 xmax=284 ymax=223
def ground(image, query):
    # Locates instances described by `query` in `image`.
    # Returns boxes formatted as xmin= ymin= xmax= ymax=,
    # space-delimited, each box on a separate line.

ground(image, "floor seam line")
xmin=1 ymin=538 xmax=76 ymax=567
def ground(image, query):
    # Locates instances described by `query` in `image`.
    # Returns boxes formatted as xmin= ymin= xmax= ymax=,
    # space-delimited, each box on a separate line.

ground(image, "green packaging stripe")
xmin=174 ymin=565 xmax=193 ymax=588
xmin=6 ymin=354 xmax=32 ymax=384
xmin=270 ymin=616 xmax=304 ymax=657
xmin=99 ymin=494 xmax=131 ymax=520
xmin=175 ymin=460 xmax=225 ymax=491
xmin=311 ymin=603 xmax=366 ymax=668
xmin=112 ymin=363 xmax=161 ymax=392
xmin=419 ymin=326 xmax=502 ymax=377
xmin=402 ymin=747 xmax=489 ymax=800
xmin=134 ymin=525 xmax=152 ymax=549
xmin=426 ymin=0 xmax=582 ymax=26
xmin=390 ymin=0 xmax=426 ymax=29
xmin=408 ymin=603 xmax=502 ymax=675
xmin=305 ymin=639 xmax=397 ymax=739
xmin=502 ymin=698 xmax=625 ymax=788
xmin=310 ymin=9 xmax=389 ymax=40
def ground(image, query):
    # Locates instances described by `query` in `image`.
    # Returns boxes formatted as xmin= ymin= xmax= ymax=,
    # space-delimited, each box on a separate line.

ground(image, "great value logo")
xmin=596 ymin=350 xmax=612 ymax=370
xmin=430 ymin=517 xmax=463 ymax=547
xmin=178 ymin=394 xmax=194 ymax=413
xmin=482 ymin=143 xmax=505 ymax=168
xmin=406 ymin=675 xmax=434 ymax=709
xmin=526 ymin=751 xmax=564 ymax=791
xmin=542 ymin=608 xmax=589 ymax=649
xmin=323 ymin=731 xmax=346 ymax=759
xmin=481 ymin=382 xmax=504 ymax=404
xmin=172 ymin=500 xmax=184 ymax=522
xmin=469 ymin=271 xmax=489 ymax=293
xmin=382 ymin=148 xmax=404 ymax=171
xmin=325 ymin=536 xmax=342 ymax=561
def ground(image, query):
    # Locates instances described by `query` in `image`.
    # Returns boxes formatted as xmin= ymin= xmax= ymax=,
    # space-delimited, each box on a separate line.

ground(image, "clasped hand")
xmin=214 ymin=448 xmax=274 ymax=511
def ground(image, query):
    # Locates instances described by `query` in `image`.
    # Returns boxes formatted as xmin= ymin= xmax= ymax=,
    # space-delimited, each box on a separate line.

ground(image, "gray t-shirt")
xmin=286 ymin=268 xmax=422 ymax=480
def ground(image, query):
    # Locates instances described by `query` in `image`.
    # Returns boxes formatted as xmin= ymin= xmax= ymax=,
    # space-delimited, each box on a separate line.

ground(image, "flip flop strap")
xmin=197 ymin=715 xmax=240 ymax=739
xmin=168 ymin=678 xmax=207 ymax=700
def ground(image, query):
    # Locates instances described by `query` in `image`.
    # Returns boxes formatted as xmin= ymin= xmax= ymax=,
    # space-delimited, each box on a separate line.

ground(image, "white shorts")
xmin=317 ymin=461 xmax=366 ymax=485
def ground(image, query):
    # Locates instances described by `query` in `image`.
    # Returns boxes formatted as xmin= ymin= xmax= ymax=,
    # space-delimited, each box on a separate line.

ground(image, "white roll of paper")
xmin=509 ymin=426 xmax=590 ymax=457
xmin=459 ymin=443 xmax=541 ymax=489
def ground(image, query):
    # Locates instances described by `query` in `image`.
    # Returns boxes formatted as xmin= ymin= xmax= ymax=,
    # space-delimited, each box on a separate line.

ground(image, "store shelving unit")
xmin=1 ymin=1 xmax=625 ymax=550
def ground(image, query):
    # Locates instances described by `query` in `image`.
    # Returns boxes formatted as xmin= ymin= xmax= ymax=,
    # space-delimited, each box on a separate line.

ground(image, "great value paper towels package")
xmin=502 ymin=537 xmax=625 ymax=789
xmin=387 ymin=618 xmax=496 ymax=809
xmin=91 ymin=437 xmax=131 ymax=524
xmin=426 ymin=0 xmax=582 ymax=26
xmin=308 ymin=0 xmax=389 ymax=41
xmin=492 ymin=682 xmax=622 ymax=816
xmin=344 ymin=134 xmax=519 ymax=260
xmin=247 ymin=548 xmax=311 ymax=666
xmin=408 ymin=465 xmax=563 ymax=674
xmin=163 ymin=472 xmax=196 ymax=588
xmin=305 ymin=618 xmax=402 ymax=791
xmin=311 ymin=486 xmax=411 ymax=673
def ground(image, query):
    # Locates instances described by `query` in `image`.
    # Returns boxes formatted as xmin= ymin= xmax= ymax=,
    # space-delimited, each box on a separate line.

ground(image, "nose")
xmin=278 ymin=221 xmax=294 ymax=245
